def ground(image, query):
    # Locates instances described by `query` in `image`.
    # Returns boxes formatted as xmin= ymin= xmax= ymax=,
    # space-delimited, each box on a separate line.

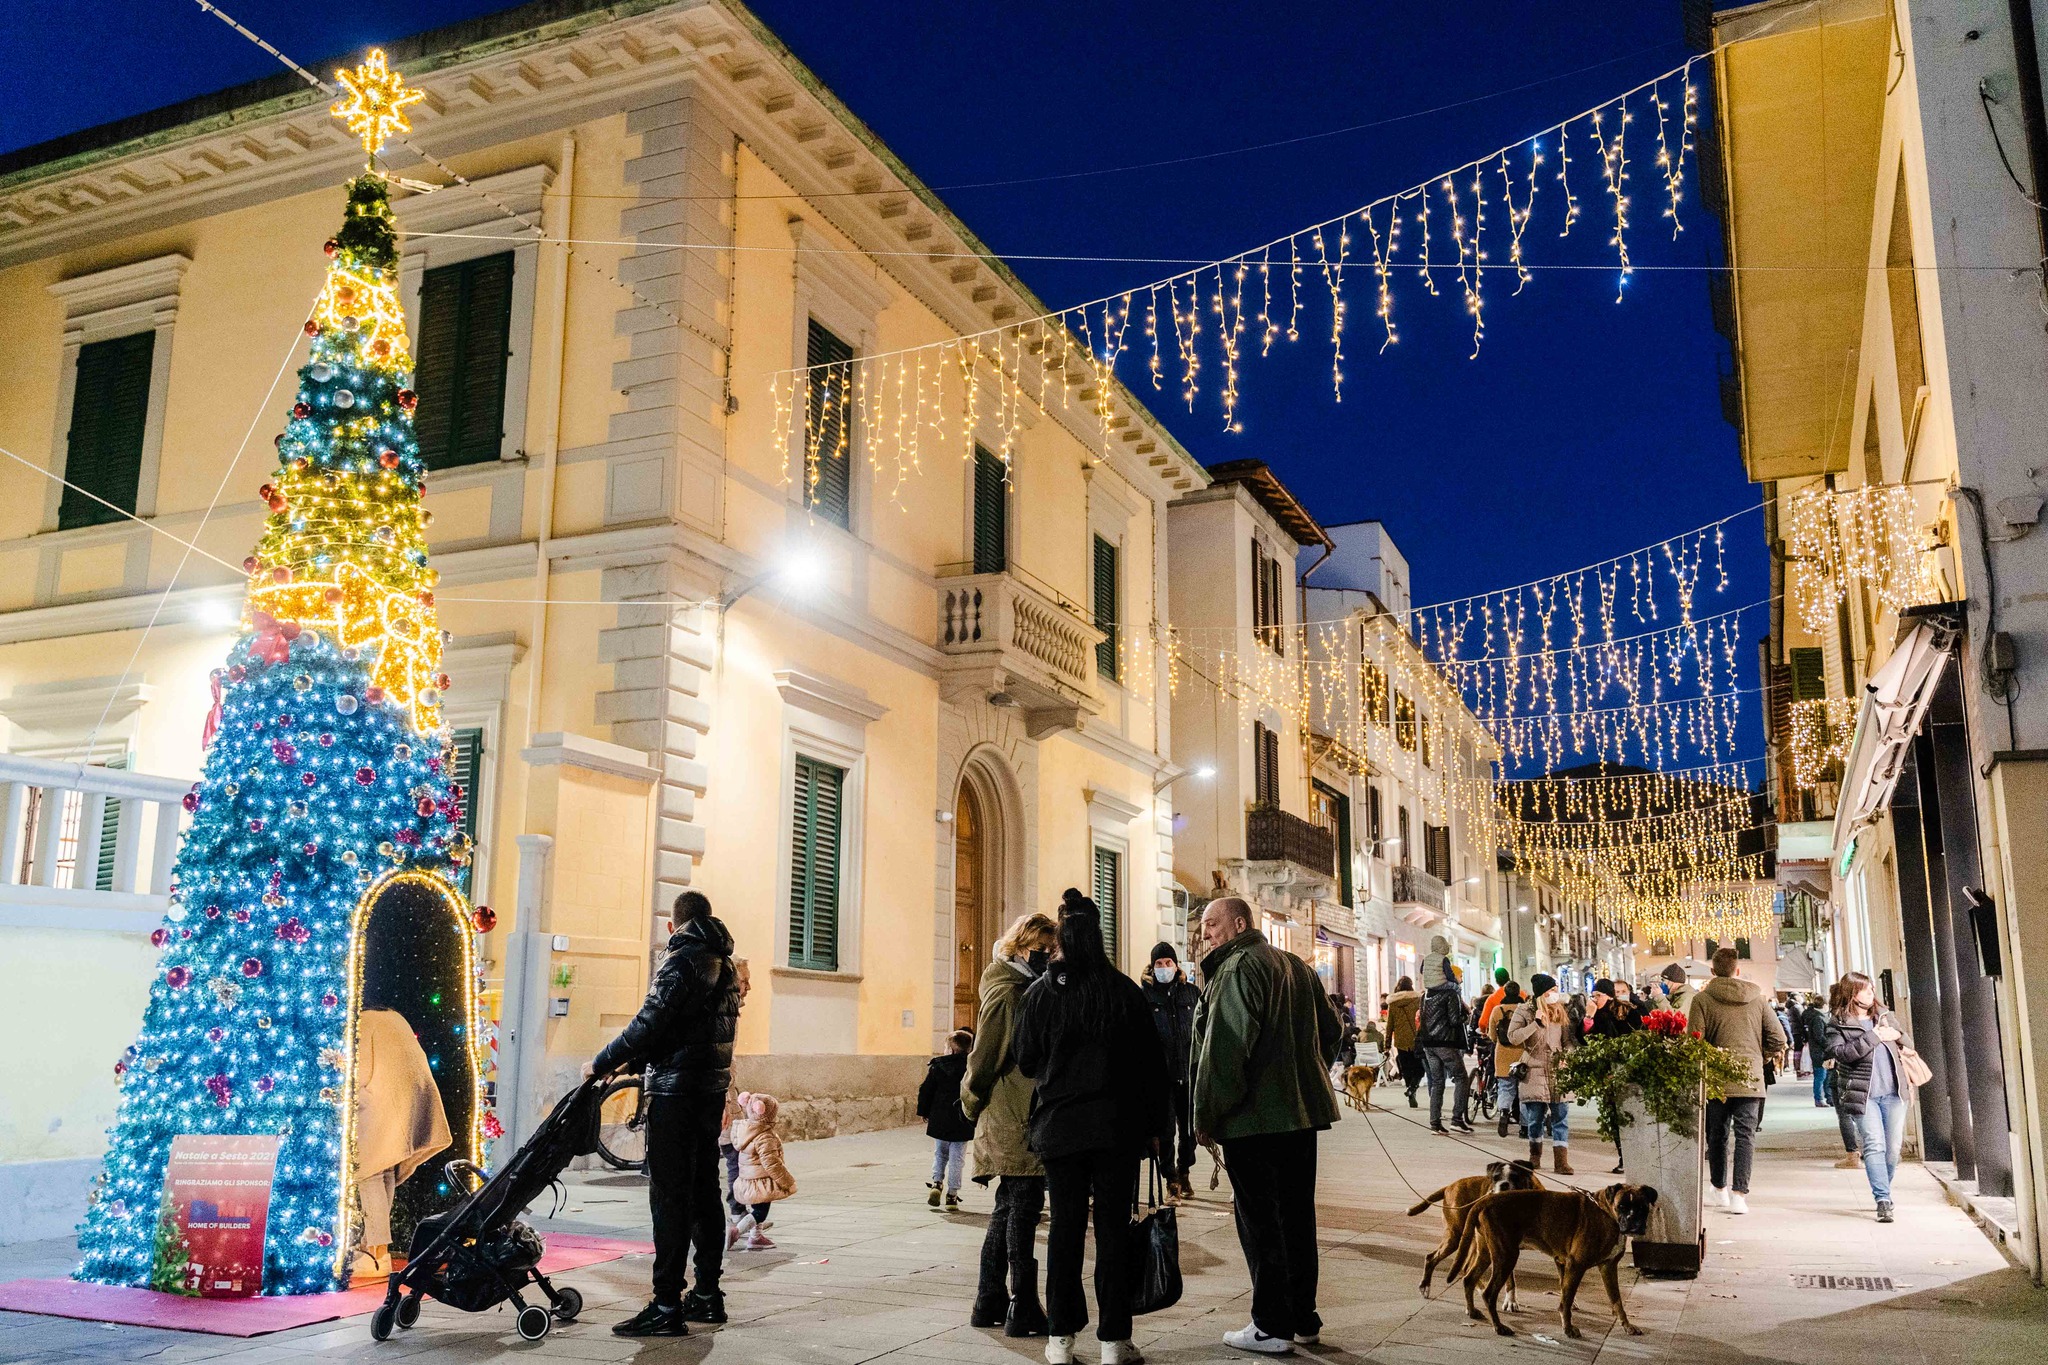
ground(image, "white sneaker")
xmin=1294 ymin=1331 xmax=1320 ymax=1346
xmin=1101 ymin=1341 xmax=1144 ymax=1364
xmin=1711 ymin=1186 xmax=1729 ymax=1209
xmin=741 ymin=1226 xmax=777 ymax=1250
xmin=1729 ymin=1191 xmax=1749 ymax=1215
xmin=1046 ymin=1335 xmax=1076 ymax=1364
xmin=1223 ymin=1324 xmax=1295 ymax=1355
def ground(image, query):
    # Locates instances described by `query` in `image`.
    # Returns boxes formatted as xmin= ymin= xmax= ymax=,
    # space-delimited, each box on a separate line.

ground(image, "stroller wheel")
xmin=396 ymin=1293 xmax=422 ymax=1329
xmin=550 ymin=1286 xmax=584 ymax=1322
xmin=370 ymin=1301 xmax=398 ymax=1342
xmin=516 ymin=1304 xmax=553 ymax=1342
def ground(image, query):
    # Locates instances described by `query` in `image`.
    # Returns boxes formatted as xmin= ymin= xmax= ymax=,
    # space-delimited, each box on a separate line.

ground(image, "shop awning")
xmin=1831 ymin=619 xmax=1954 ymax=867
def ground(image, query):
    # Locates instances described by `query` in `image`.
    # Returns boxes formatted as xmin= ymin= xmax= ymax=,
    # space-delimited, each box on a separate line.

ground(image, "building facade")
xmin=0 ymin=0 xmax=1207 ymax=1240
xmin=1713 ymin=0 xmax=2048 ymax=1276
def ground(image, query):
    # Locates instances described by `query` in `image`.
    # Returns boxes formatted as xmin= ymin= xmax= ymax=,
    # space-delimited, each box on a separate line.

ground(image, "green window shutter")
xmin=59 ymin=332 xmax=155 ymax=530
xmin=449 ymin=727 xmax=485 ymax=894
xmin=1788 ymin=647 xmax=1825 ymax=702
xmin=806 ymin=319 xmax=854 ymax=529
xmin=414 ymin=252 xmax=514 ymax=471
xmin=789 ymin=755 xmax=845 ymax=971
xmin=1093 ymin=534 xmax=1120 ymax=679
xmin=972 ymin=445 xmax=1008 ymax=574
xmin=1092 ymin=846 xmax=1121 ymax=964
xmin=94 ymin=755 xmax=131 ymax=891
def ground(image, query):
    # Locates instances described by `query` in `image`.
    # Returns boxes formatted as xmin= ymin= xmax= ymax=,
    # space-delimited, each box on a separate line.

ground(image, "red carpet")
xmin=0 ymin=1233 xmax=652 ymax=1337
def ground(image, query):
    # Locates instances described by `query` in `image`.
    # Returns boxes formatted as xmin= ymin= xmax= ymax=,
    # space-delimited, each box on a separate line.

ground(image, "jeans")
xmin=1705 ymin=1096 xmax=1763 ymax=1194
xmin=1521 ymin=1099 xmax=1569 ymax=1146
xmin=1856 ymin=1094 xmax=1908 ymax=1202
xmin=645 ymin=1092 xmax=727 ymax=1303
xmin=974 ymin=1175 xmax=1045 ymax=1312
xmin=1422 ymin=1046 xmax=1469 ymax=1126
xmin=932 ymin=1139 xmax=968 ymax=1193
xmin=1043 ymin=1150 xmax=1139 ymax=1343
xmin=1165 ymin=1080 xmax=1197 ymax=1182
xmin=1495 ymin=1075 xmax=1520 ymax=1121
xmin=1220 ymin=1129 xmax=1321 ymax=1341
xmin=1813 ymin=1065 xmax=1831 ymax=1106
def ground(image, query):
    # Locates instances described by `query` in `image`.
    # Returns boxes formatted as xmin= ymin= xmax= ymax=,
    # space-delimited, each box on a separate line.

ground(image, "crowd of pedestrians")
xmin=576 ymin=884 xmax=1928 ymax=1351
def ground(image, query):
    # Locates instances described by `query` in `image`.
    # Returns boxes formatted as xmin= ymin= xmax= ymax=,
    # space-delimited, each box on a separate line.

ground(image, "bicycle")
xmin=594 ymin=1073 xmax=650 ymax=1173
xmin=1468 ymin=1063 xmax=1498 ymax=1120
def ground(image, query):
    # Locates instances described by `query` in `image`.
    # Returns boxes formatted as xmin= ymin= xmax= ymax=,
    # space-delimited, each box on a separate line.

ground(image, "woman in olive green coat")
xmin=960 ymin=911 xmax=1057 ymax=1336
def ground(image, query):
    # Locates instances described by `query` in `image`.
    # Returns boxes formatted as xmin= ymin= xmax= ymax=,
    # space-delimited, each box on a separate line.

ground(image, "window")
xmin=972 ymin=444 xmax=1008 ymax=574
xmin=1093 ymin=846 xmax=1121 ymax=963
xmin=1093 ymin=534 xmax=1120 ymax=679
xmin=58 ymin=333 xmax=155 ymax=530
xmin=448 ymin=727 xmax=485 ymax=894
xmin=788 ymin=754 xmax=845 ymax=971
xmin=1394 ymin=692 xmax=1417 ymax=751
xmin=414 ymin=252 xmax=514 ymax=470
xmin=1366 ymin=783 xmax=1383 ymax=847
xmin=1253 ymin=540 xmax=1285 ymax=653
xmin=1312 ymin=780 xmax=1353 ymax=905
xmin=1788 ymin=647 xmax=1825 ymax=702
xmin=1419 ymin=717 xmax=1434 ymax=769
xmin=804 ymin=319 xmax=854 ymax=528
xmin=1734 ymin=936 xmax=1753 ymax=960
xmin=1423 ymin=822 xmax=1451 ymax=882
xmin=1361 ymin=660 xmax=1390 ymax=727
xmin=1252 ymin=721 xmax=1281 ymax=809
xmin=1886 ymin=166 xmax=1927 ymax=435
xmin=1397 ymin=806 xmax=1412 ymax=866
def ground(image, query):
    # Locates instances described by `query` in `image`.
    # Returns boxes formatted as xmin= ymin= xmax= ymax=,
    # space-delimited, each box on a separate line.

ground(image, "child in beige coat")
xmin=728 ymin=1091 xmax=796 ymax=1250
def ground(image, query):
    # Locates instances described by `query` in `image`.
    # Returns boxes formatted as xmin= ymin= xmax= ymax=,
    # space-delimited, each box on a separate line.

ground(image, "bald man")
xmin=1191 ymin=897 xmax=1342 ymax=1354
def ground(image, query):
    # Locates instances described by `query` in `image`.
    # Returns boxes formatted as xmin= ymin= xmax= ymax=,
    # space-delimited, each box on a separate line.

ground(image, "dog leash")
xmin=1363 ymin=1101 xmax=1614 ymax=1199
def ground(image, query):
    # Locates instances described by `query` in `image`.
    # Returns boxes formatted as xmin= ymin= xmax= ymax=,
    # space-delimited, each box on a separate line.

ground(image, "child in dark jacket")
xmin=916 ymin=1029 xmax=977 ymax=1208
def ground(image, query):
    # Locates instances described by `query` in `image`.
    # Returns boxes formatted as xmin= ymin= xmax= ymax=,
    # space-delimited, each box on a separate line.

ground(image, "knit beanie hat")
xmin=1150 ymin=941 xmax=1178 ymax=964
xmin=1494 ymin=967 xmax=1510 ymax=985
xmin=1593 ymin=978 xmax=1616 ymax=997
xmin=1661 ymin=962 xmax=1688 ymax=983
xmin=1529 ymin=972 xmax=1558 ymax=999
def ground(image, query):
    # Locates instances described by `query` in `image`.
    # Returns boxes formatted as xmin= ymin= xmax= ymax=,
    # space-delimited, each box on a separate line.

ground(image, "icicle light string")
xmin=770 ymin=57 xmax=1703 ymax=496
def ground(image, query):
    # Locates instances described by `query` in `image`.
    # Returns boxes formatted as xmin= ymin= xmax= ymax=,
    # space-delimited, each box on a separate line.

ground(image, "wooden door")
xmin=953 ymin=781 xmax=987 ymax=1029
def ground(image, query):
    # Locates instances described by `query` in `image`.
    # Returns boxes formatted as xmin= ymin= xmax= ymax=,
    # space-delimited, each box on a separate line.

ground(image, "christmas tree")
xmin=75 ymin=52 xmax=492 ymax=1296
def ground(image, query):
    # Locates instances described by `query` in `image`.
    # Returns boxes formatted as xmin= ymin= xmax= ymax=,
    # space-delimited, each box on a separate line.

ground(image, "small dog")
xmin=1339 ymin=1063 xmax=1380 ymax=1113
xmin=1445 ymin=1184 xmax=1659 ymax=1339
xmin=1408 ymin=1159 xmax=1543 ymax=1298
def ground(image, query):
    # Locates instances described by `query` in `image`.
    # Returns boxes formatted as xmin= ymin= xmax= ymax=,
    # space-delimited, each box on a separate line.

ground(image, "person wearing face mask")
xmin=1141 ymin=941 xmax=1201 ymax=1202
xmin=962 ymin=910 xmax=1060 ymax=1337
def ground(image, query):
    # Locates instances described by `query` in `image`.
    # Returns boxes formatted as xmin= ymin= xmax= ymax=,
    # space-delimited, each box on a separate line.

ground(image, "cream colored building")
xmin=0 ymin=0 xmax=1207 ymax=1240
xmin=1714 ymin=0 xmax=2048 ymax=1276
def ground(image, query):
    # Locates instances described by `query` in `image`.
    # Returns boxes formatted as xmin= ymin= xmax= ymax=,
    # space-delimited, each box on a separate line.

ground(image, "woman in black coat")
xmin=1014 ymin=890 xmax=1170 ymax=1365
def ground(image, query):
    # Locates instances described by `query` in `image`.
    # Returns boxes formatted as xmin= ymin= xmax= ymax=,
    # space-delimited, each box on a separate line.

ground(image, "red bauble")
xmin=271 ymin=566 xmax=291 ymax=584
xmin=291 ymin=402 xmax=310 ymax=419
xmin=166 ymin=966 xmax=191 ymax=989
xmin=416 ymin=798 xmax=436 ymax=817
xmin=303 ymin=319 xmax=321 ymax=337
xmin=301 ymin=772 xmax=317 ymax=788
xmin=397 ymin=389 xmax=418 ymax=411
xmin=323 ymin=238 xmax=338 ymax=256
xmin=150 ymin=928 xmax=168 ymax=948
xmin=378 ymin=450 xmax=400 ymax=470
xmin=240 ymin=957 xmax=263 ymax=978
xmin=355 ymin=767 xmax=376 ymax=786
xmin=472 ymin=905 xmax=498 ymax=933
xmin=364 ymin=685 xmax=385 ymax=704
xmin=242 ymin=556 xmax=259 ymax=574
xmin=226 ymin=664 xmax=246 ymax=683
xmin=181 ymin=790 xmax=199 ymax=813
xmin=320 ymin=992 xmax=338 ymax=1008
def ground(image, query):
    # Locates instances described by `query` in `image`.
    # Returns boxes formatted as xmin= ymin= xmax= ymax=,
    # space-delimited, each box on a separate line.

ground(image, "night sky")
xmin=4 ymin=0 xmax=1765 ymax=766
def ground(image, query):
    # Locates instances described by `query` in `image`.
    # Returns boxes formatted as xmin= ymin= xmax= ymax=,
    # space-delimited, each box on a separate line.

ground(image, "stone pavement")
xmin=3 ymin=1074 xmax=2043 ymax=1364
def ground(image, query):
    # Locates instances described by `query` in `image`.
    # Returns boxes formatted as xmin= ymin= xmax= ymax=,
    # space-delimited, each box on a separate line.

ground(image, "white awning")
xmin=1831 ymin=621 xmax=1952 ymax=868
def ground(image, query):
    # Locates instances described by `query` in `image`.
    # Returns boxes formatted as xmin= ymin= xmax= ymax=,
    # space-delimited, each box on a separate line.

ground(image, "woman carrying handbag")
xmin=1826 ymin=971 xmax=1929 ymax=1224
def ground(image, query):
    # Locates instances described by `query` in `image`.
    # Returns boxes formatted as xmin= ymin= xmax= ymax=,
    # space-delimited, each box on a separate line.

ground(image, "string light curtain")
xmin=1784 ymin=483 xmax=1937 ymax=635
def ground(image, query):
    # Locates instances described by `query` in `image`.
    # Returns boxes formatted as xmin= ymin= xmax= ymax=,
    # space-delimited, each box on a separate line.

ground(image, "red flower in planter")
xmin=1643 ymin=1007 xmax=1691 ymax=1037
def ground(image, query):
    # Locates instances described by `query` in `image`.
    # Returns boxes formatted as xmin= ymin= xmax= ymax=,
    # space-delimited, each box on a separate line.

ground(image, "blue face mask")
xmin=1153 ymin=966 xmax=1177 ymax=984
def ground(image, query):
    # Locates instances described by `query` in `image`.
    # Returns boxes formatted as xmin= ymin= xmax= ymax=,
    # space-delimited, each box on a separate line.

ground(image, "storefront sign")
xmin=153 ymin=1135 xmax=281 ymax=1298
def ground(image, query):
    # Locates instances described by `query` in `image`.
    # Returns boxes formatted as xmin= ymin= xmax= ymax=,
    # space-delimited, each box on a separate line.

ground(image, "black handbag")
xmin=1127 ymin=1159 xmax=1183 ymax=1315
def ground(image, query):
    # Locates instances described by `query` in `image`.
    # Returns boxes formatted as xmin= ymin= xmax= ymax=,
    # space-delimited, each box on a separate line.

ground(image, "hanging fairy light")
xmin=1787 ymin=696 xmax=1859 ymax=789
xmin=1784 ymin=483 xmax=1936 ymax=635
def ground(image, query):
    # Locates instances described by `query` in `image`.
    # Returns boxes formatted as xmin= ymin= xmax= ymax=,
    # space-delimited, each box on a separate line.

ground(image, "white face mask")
xmin=1153 ymin=966 xmax=1177 ymax=984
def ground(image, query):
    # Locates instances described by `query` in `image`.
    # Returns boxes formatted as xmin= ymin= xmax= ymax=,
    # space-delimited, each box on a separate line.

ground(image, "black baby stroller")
xmin=369 ymin=1075 xmax=608 ymax=1343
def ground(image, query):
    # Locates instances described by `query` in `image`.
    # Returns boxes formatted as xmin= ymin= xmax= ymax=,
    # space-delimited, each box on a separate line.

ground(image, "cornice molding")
xmin=773 ymin=668 xmax=888 ymax=729
xmin=520 ymin=729 xmax=661 ymax=784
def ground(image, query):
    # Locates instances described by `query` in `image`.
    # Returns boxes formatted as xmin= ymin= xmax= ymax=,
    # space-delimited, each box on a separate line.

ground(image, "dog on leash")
xmin=1339 ymin=1063 xmax=1380 ymax=1113
xmin=1444 ymin=1184 xmax=1658 ymax=1339
xmin=1408 ymin=1159 xmax=1543 ymax=1299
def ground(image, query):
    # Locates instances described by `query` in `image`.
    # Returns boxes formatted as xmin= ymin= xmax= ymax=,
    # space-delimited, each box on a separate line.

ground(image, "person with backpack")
xmin=918 ymin=1029 xmax=978 ymax=1209
xmin=1415 ymin=959 xmax=1472 ymax=1135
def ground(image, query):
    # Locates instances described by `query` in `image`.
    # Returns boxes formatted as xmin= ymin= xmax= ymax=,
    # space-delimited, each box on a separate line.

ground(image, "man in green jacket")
xmin=1192 ymin=897 xmax=1341 ymax=1355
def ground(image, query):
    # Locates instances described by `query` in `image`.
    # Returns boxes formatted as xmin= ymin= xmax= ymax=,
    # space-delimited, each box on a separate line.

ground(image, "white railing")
xmin=0 ymin=753 xmax=189 ymax=930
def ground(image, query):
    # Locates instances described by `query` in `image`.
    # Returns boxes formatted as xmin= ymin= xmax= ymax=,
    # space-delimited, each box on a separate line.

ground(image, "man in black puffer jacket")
xmin=590 ymin=891 xmax=742 ymax=1336
xmin=1141 ymin=941 xmax=1201 ymax=1199
xmin=1415 ymin=960 xmax=1473 ymax=1134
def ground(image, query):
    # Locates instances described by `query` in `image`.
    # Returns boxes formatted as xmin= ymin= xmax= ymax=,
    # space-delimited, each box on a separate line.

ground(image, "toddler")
xmin=915 ymin=1029 xmax=977 ymax=1208
xmin=729 ymin=1090 xmax=796 ymax=1250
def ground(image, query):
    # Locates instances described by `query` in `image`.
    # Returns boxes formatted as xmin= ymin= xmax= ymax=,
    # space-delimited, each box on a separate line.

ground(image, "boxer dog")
xmin=1408 ymin=1159 xmax=1543 ymax=1298
xmin=1445 ymin=1184 xmax=1657 ymax=1339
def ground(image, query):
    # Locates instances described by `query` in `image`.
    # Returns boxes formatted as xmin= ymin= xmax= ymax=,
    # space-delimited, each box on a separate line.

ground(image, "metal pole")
xmin=1912 ymin=731 xmax=1980 ymax=1180
xmin=1888 ymin=753 xmax=1955 ymax=1162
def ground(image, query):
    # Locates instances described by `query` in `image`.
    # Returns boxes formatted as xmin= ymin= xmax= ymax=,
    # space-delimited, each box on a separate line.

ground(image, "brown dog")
xmin=1339 ymin=1063 xmax=1380 ymax=1113
xmin=1408 ymin=1159 xmax=1543 ymax=1297
xmin=1445 ymin=1184 xmax=1657 ymax=1339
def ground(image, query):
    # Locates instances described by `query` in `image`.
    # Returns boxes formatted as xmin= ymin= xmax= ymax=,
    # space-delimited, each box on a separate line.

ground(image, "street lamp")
xmin=1154 ymin=763 xmax=1215 ymax=795
xmin=721 ymin=545 xmax=826 ymax=610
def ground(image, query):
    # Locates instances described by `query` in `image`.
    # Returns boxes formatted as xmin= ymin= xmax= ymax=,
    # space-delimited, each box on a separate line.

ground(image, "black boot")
xmin=613 ymin=1300 xmax=689 ymax=1337
xmin=1497 ymin=1109 xmax=1512 ymax=1138
xmin=1005 ymin=1257 xmax=1047 ymax=1338
xmin=972 ymin=1191 xmax=1010 ymax=1327
xmin=679 ymin=1289 xmax=726 ymax=1324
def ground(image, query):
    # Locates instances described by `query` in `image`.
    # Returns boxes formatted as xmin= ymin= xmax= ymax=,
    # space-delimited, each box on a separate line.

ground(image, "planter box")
xmin=1616 ymin=1083 xmax=1705 ymax=1277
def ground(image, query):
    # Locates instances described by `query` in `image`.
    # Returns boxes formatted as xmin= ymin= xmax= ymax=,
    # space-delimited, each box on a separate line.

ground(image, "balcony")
xmin=1245 ymin=807 xmax=1335 ymax=877
xmin=1391 ymin=864 xmax=1446 ymax=921
xmin=1 ymin=753 xmax=189 ymax=931
xmin=937 ymin=567 xmax=1102 ymax=736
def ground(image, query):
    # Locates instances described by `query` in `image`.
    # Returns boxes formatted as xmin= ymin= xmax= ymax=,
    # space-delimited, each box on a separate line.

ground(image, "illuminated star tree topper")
xmin=331 ymin=49 xmax=426 ymax=158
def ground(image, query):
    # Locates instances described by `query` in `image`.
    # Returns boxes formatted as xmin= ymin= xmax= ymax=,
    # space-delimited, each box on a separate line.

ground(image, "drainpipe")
xmin=2005 ymin=0 xmax=2048 ymax=255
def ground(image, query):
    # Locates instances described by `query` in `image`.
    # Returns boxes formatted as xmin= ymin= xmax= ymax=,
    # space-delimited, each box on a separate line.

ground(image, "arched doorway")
xmin=341 ymin=871 xmax=483 ymax=1273
xmin=954 ymin=778 xmax=991 ymax=1029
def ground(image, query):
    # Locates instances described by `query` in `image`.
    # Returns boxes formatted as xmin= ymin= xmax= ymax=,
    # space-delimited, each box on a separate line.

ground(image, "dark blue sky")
xmin=5 ymin=0 xmax=1764 ymax=744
